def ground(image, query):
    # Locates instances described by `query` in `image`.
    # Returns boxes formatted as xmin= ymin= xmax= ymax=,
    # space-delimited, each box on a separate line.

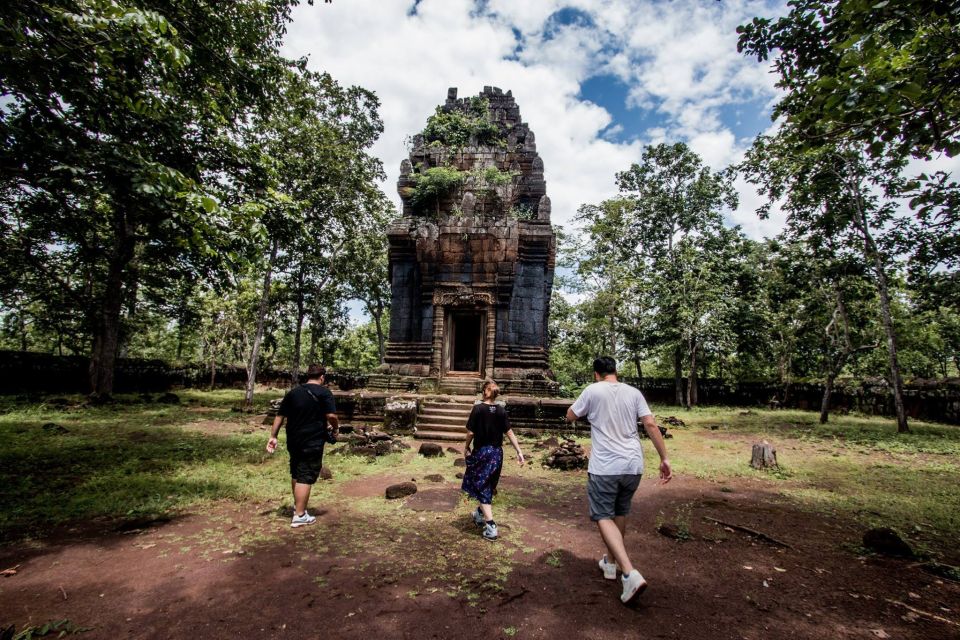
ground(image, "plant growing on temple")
xmin=409 ymin=166 xmax=465 ymax=216
xmin=421 ymin=96 xmax=503 ymax=148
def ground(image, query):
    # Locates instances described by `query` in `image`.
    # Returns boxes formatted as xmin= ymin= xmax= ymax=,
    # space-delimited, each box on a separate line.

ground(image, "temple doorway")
xmin=446 ymin=311 xmax=484 ymax=374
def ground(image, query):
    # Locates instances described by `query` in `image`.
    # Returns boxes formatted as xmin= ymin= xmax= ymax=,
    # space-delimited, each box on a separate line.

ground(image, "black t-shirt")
xmin=279 ymin=384 xmax=336 ymax=449
xmin=466 ymin=402 xmax=510 ymax=449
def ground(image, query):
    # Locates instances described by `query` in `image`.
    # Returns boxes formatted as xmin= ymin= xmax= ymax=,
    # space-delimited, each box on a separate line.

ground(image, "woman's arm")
xmin=464 ymin=431 xmax=474 ymax=455
xmin=505 ymin=429 xmax=524 ymax=465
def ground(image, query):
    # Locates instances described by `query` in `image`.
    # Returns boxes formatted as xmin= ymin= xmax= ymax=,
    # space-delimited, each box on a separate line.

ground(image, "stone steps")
xmin=413 ymin=430 xmax=467 ymax=442
xmin=415 ymin=396 xmax=475 ymax=441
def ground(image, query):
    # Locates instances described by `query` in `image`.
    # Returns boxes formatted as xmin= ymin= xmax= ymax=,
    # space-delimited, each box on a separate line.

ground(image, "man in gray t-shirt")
xmin=566 ymin=356 xmax=672 ymax=605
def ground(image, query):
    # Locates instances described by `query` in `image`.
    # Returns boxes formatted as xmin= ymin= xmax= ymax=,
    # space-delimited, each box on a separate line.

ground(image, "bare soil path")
xmin=2 ymin=472 xmax=958 ymax=640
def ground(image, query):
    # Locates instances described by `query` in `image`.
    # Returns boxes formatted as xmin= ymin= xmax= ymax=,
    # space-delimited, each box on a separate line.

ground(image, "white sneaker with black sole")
xmin=291 ymin=510 xmax=316 ymax=528
xmin=473 ymin=508 xmax=485 ymax=528
xmin=620 ymin=570 xmax=647 ymax=604
xmin=599 ymin=554 xmax=618 ymax=580
xmin=482 ymin=522 xmax=498 ymax=541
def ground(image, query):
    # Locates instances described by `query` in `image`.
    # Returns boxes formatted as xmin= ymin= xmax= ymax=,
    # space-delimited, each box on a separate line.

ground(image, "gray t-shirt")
xmin=570 ymin=381 xmax=652 ymax=475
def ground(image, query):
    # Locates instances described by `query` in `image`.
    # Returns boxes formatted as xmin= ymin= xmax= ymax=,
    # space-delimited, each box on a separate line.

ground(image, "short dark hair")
xmin=593 ymin=356 xmax=617 ymax=376
xmin=305 ymin=364 xmax=326 ymax=380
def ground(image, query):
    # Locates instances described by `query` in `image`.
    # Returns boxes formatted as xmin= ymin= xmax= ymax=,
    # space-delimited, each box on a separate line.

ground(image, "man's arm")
xmin=326 ymin=412 xmax=340 ymax=435
xmin=267 ymin=415 xmax=284 ymax=453
xmin=565 ymin=406 xmax=580 ymax=422
xmin=641 ymin=414 xmax=672 ymax=483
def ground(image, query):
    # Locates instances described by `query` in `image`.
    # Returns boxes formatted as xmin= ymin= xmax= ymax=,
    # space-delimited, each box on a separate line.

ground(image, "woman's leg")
xmin=479 ymin=503 xmax=493 ymax=521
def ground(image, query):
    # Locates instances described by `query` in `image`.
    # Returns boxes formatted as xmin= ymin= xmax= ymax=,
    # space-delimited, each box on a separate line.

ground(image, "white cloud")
xmin=282 ymin=0 xmax=789 ymax=239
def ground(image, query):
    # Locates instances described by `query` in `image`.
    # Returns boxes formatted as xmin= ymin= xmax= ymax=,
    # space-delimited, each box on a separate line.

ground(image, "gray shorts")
xmin=587 ymin=473 xmax=642 ymax=521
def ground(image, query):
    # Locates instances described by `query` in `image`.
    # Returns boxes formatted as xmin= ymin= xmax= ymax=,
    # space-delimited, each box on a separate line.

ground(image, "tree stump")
xmin=750 ymin=440 xmax=778 ymax=470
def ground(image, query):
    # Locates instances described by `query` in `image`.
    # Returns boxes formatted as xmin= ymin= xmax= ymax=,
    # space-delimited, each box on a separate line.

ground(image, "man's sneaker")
xmin=473 ymin=508 xmax=485 ymax=528
xmin=620 ymin=570 xmax=648 ymax=604
xmin=291 ymin=510 xmax=316 ymax=528
xmin=482 ymin=522 xmax=498 ymax=541
xmin=599 ymin=554 xmax=618 ymax=580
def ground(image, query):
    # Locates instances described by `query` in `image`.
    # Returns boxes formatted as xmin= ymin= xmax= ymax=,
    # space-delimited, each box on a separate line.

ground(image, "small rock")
xmin=418 ymin=442 xmax=444 ymax=458
xmin=445 ymin=447 xmax=461 ymax=454
xmin=385 ymin=482 xmax=418 ymax=500
xmin=542 ymin=436 xmax=559 ymax=448
xmin=657 ymin=523 xmax=683 ymax=539
xmin=863 ymin=527 xmax=914 ymax=558
xmin=157 ymin=392 xmax=180 ymax=404
xmin=41 ymin=422 xmax=69 ymax=434
xmin=424 ymin=474 xmax=444 ymax=483
xmin=455 ymin=472 xmax=464 ymax=479
xmin=453 ymin=457 xmax=466 ymax=468
xmin=710 ymin=425 xmax=720 ymax=431
xmin=320 ymin=466 xmax=333 ymax=481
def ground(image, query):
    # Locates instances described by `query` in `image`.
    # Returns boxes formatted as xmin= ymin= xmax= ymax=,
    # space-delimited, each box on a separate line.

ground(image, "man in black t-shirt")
xmin=267 ymin=364 xmax=338 ymax=528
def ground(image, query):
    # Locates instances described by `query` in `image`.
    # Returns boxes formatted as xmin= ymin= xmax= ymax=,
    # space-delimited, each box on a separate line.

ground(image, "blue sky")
xmin=284 ymin=1 xmax=790 ymax=237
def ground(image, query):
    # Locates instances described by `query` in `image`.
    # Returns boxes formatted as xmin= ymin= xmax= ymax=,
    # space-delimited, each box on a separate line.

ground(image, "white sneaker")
xmin=482 ymin=522 xmax=498 ymax=541
xmin=599 ymin=554 xmax=618 ymax=580
xmin=620 ymin=570 xmax=647 ymax=604
xmin=473 ymin=507 xmax=485 ymax=528
xmin=291 ymin=510 xmax=316 ymax=528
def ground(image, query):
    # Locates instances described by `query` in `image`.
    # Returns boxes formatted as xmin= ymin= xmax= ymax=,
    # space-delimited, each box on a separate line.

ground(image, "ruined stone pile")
xmin=660 ymin=416 xmax=686 ymax=428
xmin=338 ymin=427 xmax=409 ymax=458
xmin=542 ymin=437 xmax=588 ymax=470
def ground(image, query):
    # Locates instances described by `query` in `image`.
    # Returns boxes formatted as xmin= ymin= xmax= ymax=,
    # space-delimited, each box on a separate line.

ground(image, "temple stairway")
xmin=414 ymin=398 xmax=476 ymax=441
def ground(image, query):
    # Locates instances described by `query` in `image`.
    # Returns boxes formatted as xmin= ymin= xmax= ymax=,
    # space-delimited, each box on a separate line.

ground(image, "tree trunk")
xmin=846 ymin=164 xmax=908 ymax=433
xmin=750 ymin=441 xmax=778 ymax=470
xmin=89 ymin=213 xmax=135 ymax=399
xmin=369 ymin=303 xmax=386 ymax=364
xmin=687 ymin=337 xmax=698 ymax=408
xmin=244 ymin=238 xmax=279 ymax=410
xmin=633 ymin=356 xmax=643 ymax=383
xmin=673 ymin=346 xmax=684 ymax=406
xmin=291 ymin=264 xmax=306 ymax=388
xmin=819 ymin=373 xmax=835 ymax=424
xmin=209 ymin=356 xmax=217 ymax=391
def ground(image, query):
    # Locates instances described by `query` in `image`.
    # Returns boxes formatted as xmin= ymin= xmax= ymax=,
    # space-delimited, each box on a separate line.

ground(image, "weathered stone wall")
xmin=383 ymin=87 xmax=556 ymax=385
xmin=625 ymin=377 xmax=960 ymax=425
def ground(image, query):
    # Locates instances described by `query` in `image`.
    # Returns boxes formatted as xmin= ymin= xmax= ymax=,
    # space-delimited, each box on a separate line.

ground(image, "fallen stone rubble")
xmin=335 ymin=427 xmax=410 ymax=457
xmin=542 ymin=437 xmax=589 ymax=470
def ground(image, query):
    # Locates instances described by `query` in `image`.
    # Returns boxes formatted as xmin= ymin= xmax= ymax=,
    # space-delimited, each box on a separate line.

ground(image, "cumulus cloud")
xmin=282 ymin=0 xmax=787 ymax=238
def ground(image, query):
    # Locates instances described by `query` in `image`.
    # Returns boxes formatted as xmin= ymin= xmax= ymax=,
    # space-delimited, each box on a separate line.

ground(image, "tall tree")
xmin=0 ymin=0 xmax=301 ymax=398
xmin=740 ymin=136 xmax=912 ymax=431
xmin=238 ymin=68 xmax=383 ymax=408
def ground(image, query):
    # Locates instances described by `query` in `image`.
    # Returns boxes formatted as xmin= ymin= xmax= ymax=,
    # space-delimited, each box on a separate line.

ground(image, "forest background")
xmin=1 ymin=1 xmax=958 ymax=431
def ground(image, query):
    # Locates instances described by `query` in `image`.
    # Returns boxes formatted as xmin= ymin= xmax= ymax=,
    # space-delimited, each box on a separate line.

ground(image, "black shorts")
xmin=289 ymin=449 xmax=324 ymax=485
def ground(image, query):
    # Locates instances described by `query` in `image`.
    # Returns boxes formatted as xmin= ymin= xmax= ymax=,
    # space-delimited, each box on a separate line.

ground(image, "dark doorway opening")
xmin=451 ymin=313 xmax=482 ymax=373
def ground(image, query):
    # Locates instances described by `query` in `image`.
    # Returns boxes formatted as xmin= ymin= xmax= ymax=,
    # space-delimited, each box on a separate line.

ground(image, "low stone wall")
xmin=627 ymin=377 xmax=960 ymax=425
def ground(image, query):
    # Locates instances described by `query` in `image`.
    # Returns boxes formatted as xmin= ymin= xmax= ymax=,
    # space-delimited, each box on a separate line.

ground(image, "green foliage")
xmin=11 ymin=619 xmax=92 ymax=639
xmin=421 ymin=96 xmax=503 ymax=148
xmin=409 ymin=165 xmax=465 ymax=213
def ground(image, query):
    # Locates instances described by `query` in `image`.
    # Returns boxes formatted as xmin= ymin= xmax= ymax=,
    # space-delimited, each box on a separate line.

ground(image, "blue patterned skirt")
xmin=460 ymin=445 xmax=503 ymax=504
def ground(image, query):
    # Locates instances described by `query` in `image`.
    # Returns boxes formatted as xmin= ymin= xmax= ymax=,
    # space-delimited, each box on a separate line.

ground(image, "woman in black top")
xmin=461 ymin=380 xmax=524 ymax=541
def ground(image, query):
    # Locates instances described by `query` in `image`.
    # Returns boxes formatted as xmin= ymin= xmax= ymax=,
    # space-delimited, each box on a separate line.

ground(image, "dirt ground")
xmin=2 ymin=447 xmax=959 ymax=640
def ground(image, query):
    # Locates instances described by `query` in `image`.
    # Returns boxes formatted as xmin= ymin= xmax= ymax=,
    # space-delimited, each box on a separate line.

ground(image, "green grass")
xmin=651 ymin=406 xmax=960 ymax=555
xmin=1 ymin=393 xmax=959 ymax=564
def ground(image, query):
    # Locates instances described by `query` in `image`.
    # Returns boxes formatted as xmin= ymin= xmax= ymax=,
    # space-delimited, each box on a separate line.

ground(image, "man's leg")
xmin=294 ymin=482 xmax=312 ymax=516
xmin=596 ymin=518 xmax=634 ymax=575
xmin=614 ymin=515 xmax=626 ymax=538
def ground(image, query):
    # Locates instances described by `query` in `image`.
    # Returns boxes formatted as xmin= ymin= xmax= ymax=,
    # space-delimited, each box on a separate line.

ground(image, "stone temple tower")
xmin=372 ymin=87 xmax=557 ymax=396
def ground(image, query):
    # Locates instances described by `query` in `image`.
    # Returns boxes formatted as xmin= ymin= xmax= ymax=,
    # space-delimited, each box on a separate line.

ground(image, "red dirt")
xmin=2 ymin=475 xmax=959 ymax=639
